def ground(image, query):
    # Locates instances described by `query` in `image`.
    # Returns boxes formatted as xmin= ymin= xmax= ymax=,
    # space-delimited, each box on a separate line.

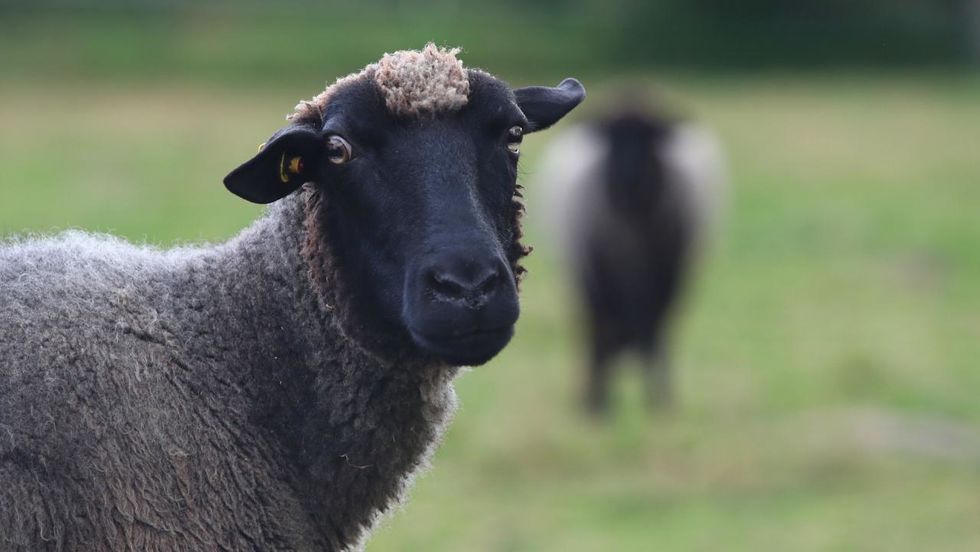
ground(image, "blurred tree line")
xmin=0 ymin=0 xmax=975 ymax=78
xmin=609 ymin=0 xmax=974 ymax=67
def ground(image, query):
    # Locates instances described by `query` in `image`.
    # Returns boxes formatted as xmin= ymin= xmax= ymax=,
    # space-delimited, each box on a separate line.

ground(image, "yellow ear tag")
xmin=257 ymin=142 xmax=267 ymax=152
xmin=279 ymin=154 xmax=304 ymax=183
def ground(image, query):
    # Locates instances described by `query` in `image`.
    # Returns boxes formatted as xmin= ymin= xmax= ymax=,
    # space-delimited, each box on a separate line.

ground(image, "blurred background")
xmin=1 ymin=1 xmax=979 ymax=550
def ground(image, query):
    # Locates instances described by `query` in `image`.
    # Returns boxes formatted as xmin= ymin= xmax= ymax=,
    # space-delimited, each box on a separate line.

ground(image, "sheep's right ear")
xmin=224 ymin=127 xmax=324 ymax=204
xmin=514 ymin=78 xmax=586 ymax=133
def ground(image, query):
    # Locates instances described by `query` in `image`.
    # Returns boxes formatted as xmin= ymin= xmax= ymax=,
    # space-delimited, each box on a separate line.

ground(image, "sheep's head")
xmin=224 ymin=44 xmax=584 ymax=366
xmin=599 ymin=109 xmax=676 ymax=218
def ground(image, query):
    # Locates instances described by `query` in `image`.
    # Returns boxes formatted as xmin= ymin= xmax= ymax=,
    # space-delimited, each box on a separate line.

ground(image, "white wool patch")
xmin=374 ymin=43 xmax=469 ymax=117
xmin=662 ymin=123 xmax=729 ymax=234
xmin=288 ymin=43 xmax=469 ymax=124
xmin=533 ymin=122 xmax=728 ymax=268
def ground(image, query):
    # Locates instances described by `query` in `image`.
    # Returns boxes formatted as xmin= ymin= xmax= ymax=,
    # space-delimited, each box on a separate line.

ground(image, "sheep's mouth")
xmin=408 ymin=325 xmax=514 ymax=366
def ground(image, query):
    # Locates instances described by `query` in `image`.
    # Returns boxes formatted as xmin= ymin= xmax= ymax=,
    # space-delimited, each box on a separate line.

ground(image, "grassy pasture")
xmin=2 ymin=72 xmax=978 ymax=551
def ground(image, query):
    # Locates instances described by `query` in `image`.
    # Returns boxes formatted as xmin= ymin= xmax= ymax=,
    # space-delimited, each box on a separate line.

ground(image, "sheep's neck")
xmin=189 ymin=193 xmax=458 ymax=549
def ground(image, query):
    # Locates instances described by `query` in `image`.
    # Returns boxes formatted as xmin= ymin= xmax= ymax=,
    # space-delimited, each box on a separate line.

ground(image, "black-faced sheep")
xmin=536 ymin=101 xmax=723 ymax=415
xmin=0 ymin=44 xmax=584 ymax=551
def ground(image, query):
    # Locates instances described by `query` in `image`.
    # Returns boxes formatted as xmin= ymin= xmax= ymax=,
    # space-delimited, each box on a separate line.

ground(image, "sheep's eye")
xmin=326 ymin=135 xmax=353 ymax=164
xmin=506 ymin=125 xmax=523 ymax=155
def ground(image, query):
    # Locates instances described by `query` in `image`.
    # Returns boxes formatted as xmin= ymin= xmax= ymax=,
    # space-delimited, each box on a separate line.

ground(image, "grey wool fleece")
xmin=0 ymin=186 xmax=458 ymax=551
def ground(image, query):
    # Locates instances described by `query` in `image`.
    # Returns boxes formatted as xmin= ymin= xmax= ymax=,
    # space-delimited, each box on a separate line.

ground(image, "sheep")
xmin=0 ymin=44 xmax=585 ymax=551
xmin=535 ymin=98 xmax=724 ymax=415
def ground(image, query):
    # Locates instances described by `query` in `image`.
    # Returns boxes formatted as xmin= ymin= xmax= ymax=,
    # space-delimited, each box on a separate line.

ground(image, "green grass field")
xmin=2 ymin=72 xmax=979 ymax=551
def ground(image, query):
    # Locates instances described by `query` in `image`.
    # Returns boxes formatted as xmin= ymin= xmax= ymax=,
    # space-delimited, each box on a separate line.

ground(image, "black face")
xmin=225 ymin=72 xmax=585 ymax=366
xmin=601 ymin=113 xmax=673 ymax=217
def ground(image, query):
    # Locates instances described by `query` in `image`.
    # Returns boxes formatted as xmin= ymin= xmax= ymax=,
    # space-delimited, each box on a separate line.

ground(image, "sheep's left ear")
xmin=224 ymin=126 xmax=323 ymax=204
xmin=514 ymin=78 xmax=586 ymax=133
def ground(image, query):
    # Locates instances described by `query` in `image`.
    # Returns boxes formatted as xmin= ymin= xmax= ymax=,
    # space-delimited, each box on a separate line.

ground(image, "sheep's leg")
xmin=642 ymin=341 xmax=673 ymax=410
xmin=585 ymin=337 xmax=615 ymax=418
xmin=580 ymin=257 xmax=620 ymax=418
xmin=585 ymin=355 xmax=611 ymax=417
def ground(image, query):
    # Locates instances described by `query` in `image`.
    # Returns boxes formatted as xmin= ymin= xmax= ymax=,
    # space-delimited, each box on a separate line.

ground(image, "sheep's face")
xmin=601 ymin=112 xmax=673 ymax=217
xmin=225 ymin=47 xmax=584 ymax=366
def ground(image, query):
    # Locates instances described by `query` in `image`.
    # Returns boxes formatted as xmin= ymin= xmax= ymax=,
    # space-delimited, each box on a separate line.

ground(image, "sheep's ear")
xmin=514 ymin=78 xmax=586 ymax=133
xmin=224 ymin=127 xmax=323 ymax=204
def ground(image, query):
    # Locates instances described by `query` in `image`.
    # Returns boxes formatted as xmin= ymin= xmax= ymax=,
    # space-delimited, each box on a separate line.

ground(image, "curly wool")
xmin=0 ymin=190 xmax=458 ymax=551
xmin=374 ymin=43 xmax=469 ymax=117
xmin=290 ymin=43 xmax=470 ymax=124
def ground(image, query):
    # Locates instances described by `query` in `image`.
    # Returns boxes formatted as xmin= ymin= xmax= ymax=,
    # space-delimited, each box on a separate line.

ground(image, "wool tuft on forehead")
xmin=375 ymin=44 xmax=470 ymax=117
xmin=289 ymin=44 xmax=470 ymax=125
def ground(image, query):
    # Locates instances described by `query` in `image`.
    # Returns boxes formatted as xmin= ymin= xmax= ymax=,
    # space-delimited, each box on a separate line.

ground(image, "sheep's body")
xmin=0 ymin=190 xmax=457 ymax=551
xmin=539 ymin=123 xmax=723 ymax=275
xmin=0 ymin=43 xmax=587 ymax=550
xmin=537 ymin=116 xmax=725 ymax=411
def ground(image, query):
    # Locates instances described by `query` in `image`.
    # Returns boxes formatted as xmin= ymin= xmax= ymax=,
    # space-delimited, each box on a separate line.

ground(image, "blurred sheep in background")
xmin=536 ymin=92 xmax=726 ymax=416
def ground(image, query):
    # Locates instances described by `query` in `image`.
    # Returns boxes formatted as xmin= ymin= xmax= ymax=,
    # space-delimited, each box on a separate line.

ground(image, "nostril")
xmin=475 ymin=268 xmax=501 ymax=295
xmin=423 ymin=259 xmax=508 ymax=304
xmin=429 ymin=271 xmax=466 ymax=299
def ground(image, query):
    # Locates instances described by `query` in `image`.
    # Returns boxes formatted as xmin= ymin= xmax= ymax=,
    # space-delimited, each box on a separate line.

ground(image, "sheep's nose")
xmin=424 ymin=257 xmax=505 ymax=308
